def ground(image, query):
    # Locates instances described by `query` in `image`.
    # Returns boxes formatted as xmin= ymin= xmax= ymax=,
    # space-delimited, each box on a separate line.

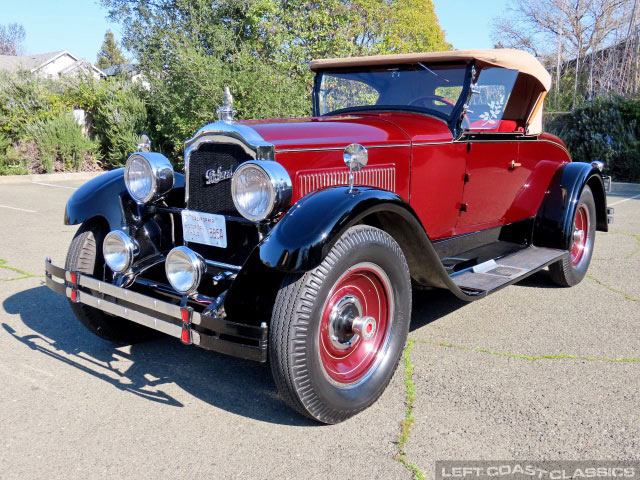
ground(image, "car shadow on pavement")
xmin=2 ymin=285 xmax=316 ymax=427
xmin=410 ymin=288 xmax=467 ymax=331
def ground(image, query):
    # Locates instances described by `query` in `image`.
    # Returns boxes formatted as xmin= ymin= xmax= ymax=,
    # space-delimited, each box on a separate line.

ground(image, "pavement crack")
xmin=586 ymin=274 xmax=639 ymax=303
xmin=0 ymin=258 xmax=36 ymax=281
xmin=413 ymin=340 xmax=640 ymax=363
xmin=394 ymin=340 xmax=426 ymax=480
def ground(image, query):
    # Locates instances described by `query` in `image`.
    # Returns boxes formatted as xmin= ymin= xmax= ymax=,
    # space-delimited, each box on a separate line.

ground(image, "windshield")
xmin=315 ymin=64 xmax=468 ymax=119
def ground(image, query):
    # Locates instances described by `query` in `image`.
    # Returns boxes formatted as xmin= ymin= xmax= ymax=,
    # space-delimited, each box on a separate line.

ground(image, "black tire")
xmin=65 ymin=220 xmax=155 ymax=344
xmin=269 ymin=225 xmax=412 ymax=424
xmin=549 ymin=185 xmax=597 ymax=287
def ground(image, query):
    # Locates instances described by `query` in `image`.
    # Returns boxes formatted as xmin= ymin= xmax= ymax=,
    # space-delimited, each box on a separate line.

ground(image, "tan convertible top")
xmin=310 ymin=48 xmax=552 ymax=91
xmin=311 ymin=48 xmax=551 ymax=134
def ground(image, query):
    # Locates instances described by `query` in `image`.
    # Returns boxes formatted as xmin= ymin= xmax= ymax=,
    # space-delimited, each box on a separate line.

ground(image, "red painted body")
xmin=243 ymin=113 xmax=570 ymax=241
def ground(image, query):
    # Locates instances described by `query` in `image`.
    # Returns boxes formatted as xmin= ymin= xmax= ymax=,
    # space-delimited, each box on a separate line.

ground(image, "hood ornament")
xmin=217 ymin=86 xmax=236 ymax=123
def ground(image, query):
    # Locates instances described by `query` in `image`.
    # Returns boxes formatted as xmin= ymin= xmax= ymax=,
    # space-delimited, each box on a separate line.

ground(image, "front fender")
xmin=256 ymin=186 xmax=482 ymax=302
xmin=64 ymin=169 xmax=185 ymax=230
xmin=259 ymin=187 xmax=418 ymax=272
xmin=533 ymin=162 xmax=607 ymax=250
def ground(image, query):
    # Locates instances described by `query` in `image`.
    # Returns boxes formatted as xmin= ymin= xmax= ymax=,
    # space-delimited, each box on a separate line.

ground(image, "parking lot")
xmin=0 ymin=178 xmax=638 ymax=479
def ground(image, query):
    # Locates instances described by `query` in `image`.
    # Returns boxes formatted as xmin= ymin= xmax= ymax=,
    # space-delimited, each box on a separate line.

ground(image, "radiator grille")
xmin=186 ymin=143 xmax=252 ymax=215
xmin=298 ymin=167 xmax=396 ymax=197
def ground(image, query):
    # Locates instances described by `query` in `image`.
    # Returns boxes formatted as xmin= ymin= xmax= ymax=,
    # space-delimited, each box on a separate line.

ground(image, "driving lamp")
xmin=165 ymin=246 xmax=205 ymax=295
xmin=231 ymin=161 xmax=292 ymax=222
xmin=103 ymin=230 xmax=138 ymax=273
xmin=124 ymin=152 xmax=174 ymax=204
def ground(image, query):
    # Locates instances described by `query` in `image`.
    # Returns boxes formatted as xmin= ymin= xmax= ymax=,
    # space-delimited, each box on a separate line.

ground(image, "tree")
xmin=100 ymin=0 xmax=451 ymax=156
xmin=491 ymin=0 xmax=633 ymax=108
xmin=96 ymin=30 xmax=128 ymax=70
xmin=0 ymin=23 xmax=26 ymax=56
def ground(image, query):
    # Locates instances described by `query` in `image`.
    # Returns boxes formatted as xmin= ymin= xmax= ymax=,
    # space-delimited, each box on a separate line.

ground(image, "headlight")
xmin=103 ymin=230 xmax=137 ymax=273
xmin=231 ymin=161 xmax=292 ymax=222
xmin=165 ymin=246 xmax=205 ymax=295
xmin=124 ymin=152 xmax=174 ymax=204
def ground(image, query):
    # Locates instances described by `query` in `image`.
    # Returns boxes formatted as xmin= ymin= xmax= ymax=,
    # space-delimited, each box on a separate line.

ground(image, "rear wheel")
xmin=549 ymin=186 xmax=597 ymax=287
xmin=269 ymin=225 xmax=411 ymax=424
xmin=65 ymin=219 xmax=155 ymax=344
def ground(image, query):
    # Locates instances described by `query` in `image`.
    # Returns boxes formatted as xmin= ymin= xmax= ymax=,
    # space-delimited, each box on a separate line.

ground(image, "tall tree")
xmin=96 ymin=30 xmax=128 ymax=69
xmin=99 ymin=0 xmax=451 ymax=154
xmin=0 ymin=23 xmax=26 ymax=56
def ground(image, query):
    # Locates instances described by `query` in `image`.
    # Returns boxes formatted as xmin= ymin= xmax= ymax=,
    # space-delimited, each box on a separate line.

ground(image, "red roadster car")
xmin=46 ymin=49 xmax=613 ymax=423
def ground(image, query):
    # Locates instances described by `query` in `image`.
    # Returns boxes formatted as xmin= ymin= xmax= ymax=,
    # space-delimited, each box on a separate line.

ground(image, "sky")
xmin=1 ymin=0 xmax=508 ymax=63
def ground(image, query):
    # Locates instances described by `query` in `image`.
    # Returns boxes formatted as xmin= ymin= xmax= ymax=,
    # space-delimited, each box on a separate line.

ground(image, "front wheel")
xmin=549 ymin=185 xmax=597 ymax=287
xmin=269 ymin=225 xmax=412 ymax=424
xmin=65 ymin=220 xmax=156 ymax=344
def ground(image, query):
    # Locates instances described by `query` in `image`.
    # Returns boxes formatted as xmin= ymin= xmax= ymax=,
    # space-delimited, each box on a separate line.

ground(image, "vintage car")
xmin=45 ymin=49 xmax=613 ymax=424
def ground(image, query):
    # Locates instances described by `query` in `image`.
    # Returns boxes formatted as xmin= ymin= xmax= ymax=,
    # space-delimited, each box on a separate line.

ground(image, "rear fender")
xmin=533 ymin=162 xmax=608 ymax=250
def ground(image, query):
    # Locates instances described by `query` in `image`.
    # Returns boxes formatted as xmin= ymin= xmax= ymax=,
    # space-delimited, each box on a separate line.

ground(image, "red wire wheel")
xmin=318 ymin=262 xmax=393 ymax=387
xmin=571 ymin=204 xmax=590 ymax=267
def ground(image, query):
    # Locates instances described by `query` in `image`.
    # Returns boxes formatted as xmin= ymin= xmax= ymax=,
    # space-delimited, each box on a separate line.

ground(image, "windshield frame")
xmin=312 ymin=62 xmax=474 ymax=128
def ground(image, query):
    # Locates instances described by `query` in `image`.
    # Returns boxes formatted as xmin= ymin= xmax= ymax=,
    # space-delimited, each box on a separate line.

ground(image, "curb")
xmin=0 ymin=171 xmax=104 ymax=185
xmin=611 ymin=182 xmax=640 ymax=194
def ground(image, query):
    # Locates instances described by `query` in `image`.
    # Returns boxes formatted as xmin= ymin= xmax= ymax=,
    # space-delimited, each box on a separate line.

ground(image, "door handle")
xmin=509 ymin=160 xmax=522 ymax=170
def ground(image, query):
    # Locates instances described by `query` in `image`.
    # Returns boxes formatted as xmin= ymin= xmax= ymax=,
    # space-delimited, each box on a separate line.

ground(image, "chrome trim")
xmin=124 ymin=152 xmax=174 ymax=204
xmin=591 ymin=160 xmax=605 ymax=172
xmin=298 ymin=166 xmax=396 ymax=197
xmin=103 ymin=230 xmax=138 ymax=273
xmin=204 ymin=259 xmax=242 ymax=272
xmin=183 ymin=122 xmax=275 ymax=206
xmin=231 ymin=160 xmax=293 ymax=222
xmin=165 ymin=246 xmax=206 ymax=295
xmin=275 ymin=143 xmax=410 ymax=153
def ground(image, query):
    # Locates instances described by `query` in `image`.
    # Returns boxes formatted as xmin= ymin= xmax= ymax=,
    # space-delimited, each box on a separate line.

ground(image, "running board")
xmin=451 ymin=246 xmax=567 ymax=296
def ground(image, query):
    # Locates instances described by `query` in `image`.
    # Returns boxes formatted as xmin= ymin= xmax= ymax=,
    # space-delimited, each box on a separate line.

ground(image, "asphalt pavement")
xmin=0 ymin=178 xmax=638 ymax=479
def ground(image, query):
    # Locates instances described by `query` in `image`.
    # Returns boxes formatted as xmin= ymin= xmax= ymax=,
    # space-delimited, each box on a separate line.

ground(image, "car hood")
xmin=241 ymin=113 xmax=452 ymax=151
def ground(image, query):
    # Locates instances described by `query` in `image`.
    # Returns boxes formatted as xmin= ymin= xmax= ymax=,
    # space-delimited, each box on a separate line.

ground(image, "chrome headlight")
xmin=103 ymin=230 xmax=137 ymax=273
xmin=124 ymin=152 xmax=174 ymax=204
xmin=165 ymin=246 xmax=205 ymax=295
xmin=231 ymin=161 xmax=292 ymax=222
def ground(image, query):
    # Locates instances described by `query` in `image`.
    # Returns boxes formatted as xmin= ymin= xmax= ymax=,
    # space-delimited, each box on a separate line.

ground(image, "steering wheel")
xmin=408 ymin=95 xmax=455 ymax=108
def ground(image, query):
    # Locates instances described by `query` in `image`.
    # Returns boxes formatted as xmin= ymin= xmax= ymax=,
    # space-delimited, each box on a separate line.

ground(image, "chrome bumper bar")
xmin=45 ymin=258 xmax=268 ymax=362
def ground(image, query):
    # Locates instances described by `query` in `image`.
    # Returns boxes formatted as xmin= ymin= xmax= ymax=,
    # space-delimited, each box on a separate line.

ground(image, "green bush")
xmin=63 ymin=78 xmax=148 ymax=169
xmin=546 ymin=96 xmax=640 ymax=182
xmin=25 ymin=113 xmax=99 ymax=173
xmin=0 ymin=71 xmax=69 ymax=140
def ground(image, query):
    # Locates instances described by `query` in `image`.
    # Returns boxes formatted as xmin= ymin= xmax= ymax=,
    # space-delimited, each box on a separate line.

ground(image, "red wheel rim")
xmin=318 ymin=263 xmax=393 ymax=387
xmin=571 ymin=204 xmax=589 ymax=267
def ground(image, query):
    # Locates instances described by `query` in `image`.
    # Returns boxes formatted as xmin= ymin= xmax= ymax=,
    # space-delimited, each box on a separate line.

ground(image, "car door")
xmin=455 ymin=67 xmax=529 ymax=233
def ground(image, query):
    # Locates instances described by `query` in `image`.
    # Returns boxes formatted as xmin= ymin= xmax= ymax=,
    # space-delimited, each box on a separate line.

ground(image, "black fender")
xmin=257 ymin=186 xmax=480 ymax=302
xmin=64 ymin=168 xmax=185 ymax=230
xmin=533 ymin=162 xmax=608 ymax=250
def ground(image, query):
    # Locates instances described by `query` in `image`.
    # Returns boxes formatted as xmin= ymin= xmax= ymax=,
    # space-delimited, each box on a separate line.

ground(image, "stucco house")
xmin=0 ymin=51 xmax=104 ymax=79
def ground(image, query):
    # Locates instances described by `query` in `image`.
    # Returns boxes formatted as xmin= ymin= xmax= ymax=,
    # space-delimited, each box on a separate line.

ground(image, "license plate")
xmin=181 ymin=210 xmax=227 ymax=248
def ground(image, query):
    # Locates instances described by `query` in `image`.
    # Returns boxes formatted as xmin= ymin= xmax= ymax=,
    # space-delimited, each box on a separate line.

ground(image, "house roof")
xmin=0 ymin=50 xmax=105 ymax=77
xmin=0 ymin=51 xmax=67 ymax=72
xmin=310 ymin=48 xmax=552 ymax=91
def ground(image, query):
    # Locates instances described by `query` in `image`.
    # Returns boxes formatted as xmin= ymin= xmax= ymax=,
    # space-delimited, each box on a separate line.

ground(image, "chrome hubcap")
xmin=328 ymin=295 xmax=377 ymax=350
xmin=573 ymin=228 xmax=585 ymax=245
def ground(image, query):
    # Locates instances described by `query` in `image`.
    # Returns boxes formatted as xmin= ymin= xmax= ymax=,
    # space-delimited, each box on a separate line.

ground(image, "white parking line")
xmin=0 ymin=204 xmax=36 ymax=213
xmin=31 ymin=182 xmax=77 ymax=190
xmin=609 ymin=193 xmax=640 ymax=206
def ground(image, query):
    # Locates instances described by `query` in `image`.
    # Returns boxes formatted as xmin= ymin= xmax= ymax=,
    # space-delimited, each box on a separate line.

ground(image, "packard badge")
xmin=205 ymin=166 xmax=234 ymax=185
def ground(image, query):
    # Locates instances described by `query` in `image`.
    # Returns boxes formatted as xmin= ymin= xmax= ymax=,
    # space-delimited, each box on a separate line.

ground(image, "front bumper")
xmin=45 ymin=258 xmax=268 ymax=362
